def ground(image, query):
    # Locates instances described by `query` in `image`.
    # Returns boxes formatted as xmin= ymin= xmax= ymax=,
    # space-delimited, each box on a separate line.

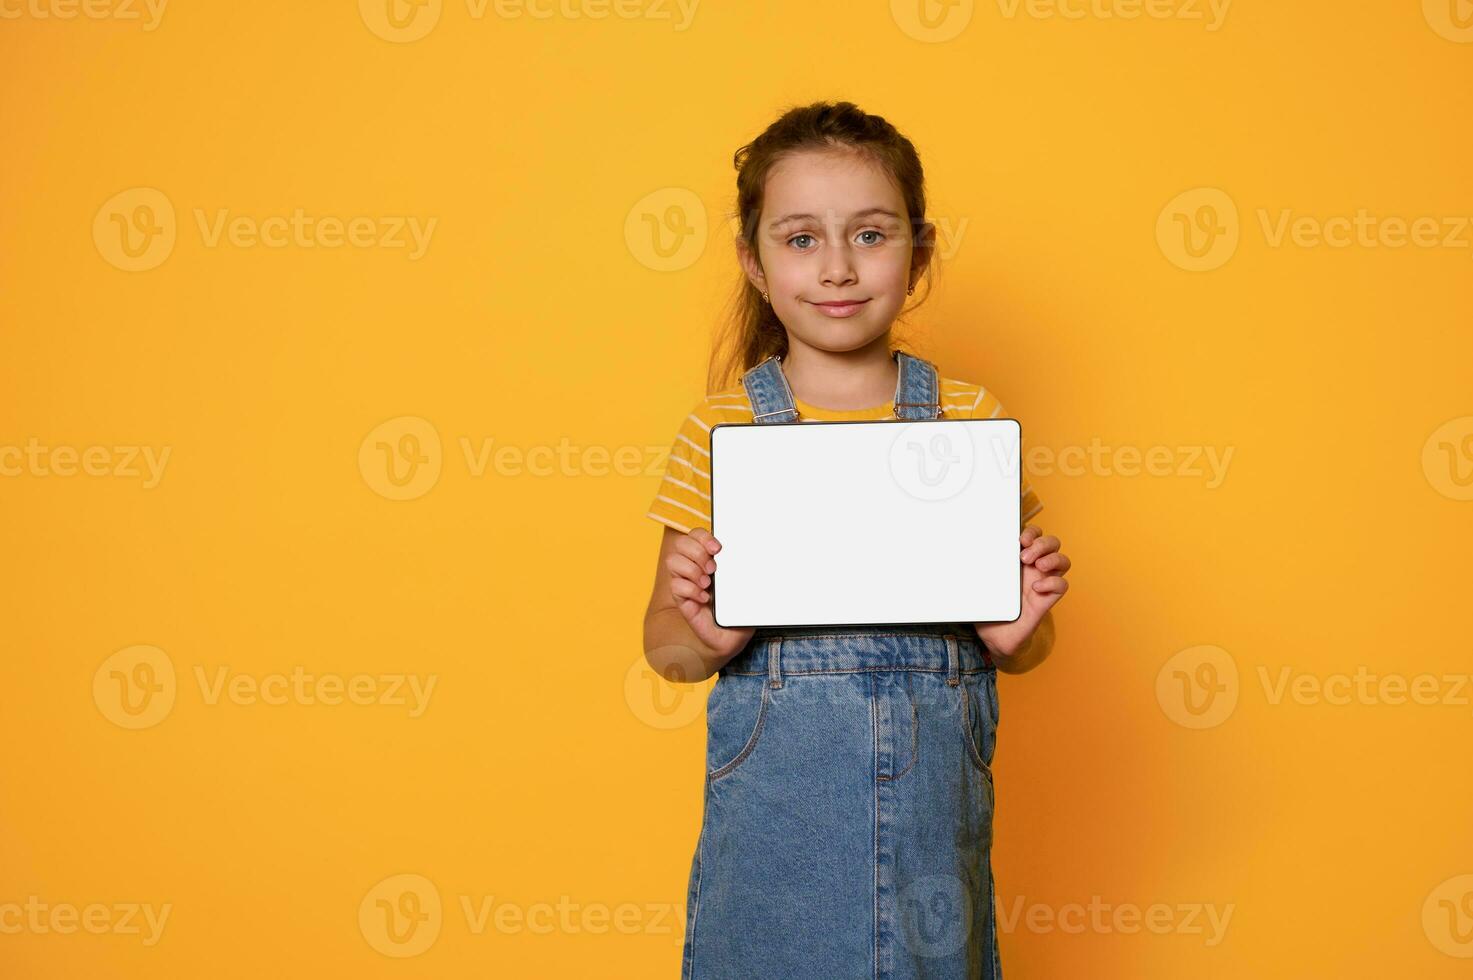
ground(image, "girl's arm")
xmin=991 ymin=608 xmax=1055 ymax=674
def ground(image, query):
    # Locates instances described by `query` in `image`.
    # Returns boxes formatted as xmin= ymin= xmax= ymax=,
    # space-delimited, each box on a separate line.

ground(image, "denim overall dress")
xmin=679 ymin=349 xmax=1004 ymax=979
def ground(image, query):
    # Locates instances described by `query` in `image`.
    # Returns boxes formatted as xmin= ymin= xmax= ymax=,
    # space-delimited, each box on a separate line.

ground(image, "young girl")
xmin=642 ymin=101 xmax=1071 ymax=980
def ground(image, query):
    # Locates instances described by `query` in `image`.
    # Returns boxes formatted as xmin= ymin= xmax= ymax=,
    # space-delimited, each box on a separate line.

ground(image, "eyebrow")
xmin=767 ymin=207 xmax=903 ymax=229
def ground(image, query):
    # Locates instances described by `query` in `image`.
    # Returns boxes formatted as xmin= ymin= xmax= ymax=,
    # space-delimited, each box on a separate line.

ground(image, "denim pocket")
xmin=959 ymin=673 xmax=997 ymax=779
xmin=705 ymin=673 xmax=770 ymax=781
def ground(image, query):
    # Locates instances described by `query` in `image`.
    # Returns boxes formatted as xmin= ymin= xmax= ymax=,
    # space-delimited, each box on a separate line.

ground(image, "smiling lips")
xmin=809 ymin=299 xmax=870 ymax=318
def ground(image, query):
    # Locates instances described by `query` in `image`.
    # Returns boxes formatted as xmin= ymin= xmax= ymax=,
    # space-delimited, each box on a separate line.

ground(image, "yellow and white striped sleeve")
xmin=646 ymin=399 xmax=720 ymax=534
xmin=957 ymin=380 xmax=1044 ymax=527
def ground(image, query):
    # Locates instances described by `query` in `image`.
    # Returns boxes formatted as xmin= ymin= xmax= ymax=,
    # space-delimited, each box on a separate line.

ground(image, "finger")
xmin=1033 ymin=552 xmax=1071 ymax=574
xmin=671 ymin=577 xmax=711 ymax=605
xmin=688 ymin=527 xmax=722 ymax=555
xmin=674 ymin=534 xmax=718 ymax=574
xmin=1030 ymin=576 xmax=1070 ymax=595
xmin=1019 ymin=525 xmax=1042 ymax=547
xmin=677 ymin=597 xmax=708 ymax=630
xmin=1021 ymin=535 xmax=1060 ymax=563
xmin=665 ymin=554 xmax=712 ymax=589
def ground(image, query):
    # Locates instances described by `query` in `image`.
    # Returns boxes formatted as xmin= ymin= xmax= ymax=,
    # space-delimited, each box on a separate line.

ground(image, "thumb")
xmin=678 ymin=597 xmax=724 ymax=647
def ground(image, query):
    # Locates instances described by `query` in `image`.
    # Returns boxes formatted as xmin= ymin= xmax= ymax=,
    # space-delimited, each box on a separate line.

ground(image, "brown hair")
xmin=707 ymin=100 xmax=936 ymax=394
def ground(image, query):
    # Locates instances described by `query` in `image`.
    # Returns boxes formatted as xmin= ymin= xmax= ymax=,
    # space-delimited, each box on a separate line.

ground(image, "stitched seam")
xmin=871 ymin=677 xmax=880 ymax=787
xmin=877 ymin=672 xmax=913 ymax=778
xmin=682 ymin=776 xmax=708 ymax=979
xmin=707 ymin=683 xmax=770 ymax=781
xmin=748 ymin=631 xmax=981 ymax=641
xmin=960 ymin=678 xmax=993 ymax=778
xmin=721 ymin=665 xmax=995 ymax=677
xmin=872 ymin=673 xmax=880 ymax=980
xmin=989 ymin=866 xmax=1002 ymax=979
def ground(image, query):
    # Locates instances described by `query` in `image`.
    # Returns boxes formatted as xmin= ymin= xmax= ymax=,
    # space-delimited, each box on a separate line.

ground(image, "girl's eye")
xmin=788 ymin=230 xmax=886 ymax=249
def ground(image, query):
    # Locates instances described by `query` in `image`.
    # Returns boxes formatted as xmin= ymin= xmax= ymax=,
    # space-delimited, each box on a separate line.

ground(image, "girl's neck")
xmin=780 ymin=334 xmax=898 ymax=411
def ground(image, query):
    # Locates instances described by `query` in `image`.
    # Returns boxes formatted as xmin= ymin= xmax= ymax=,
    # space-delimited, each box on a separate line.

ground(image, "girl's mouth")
xmin=809 ymin=299 xmax=870 ymax=318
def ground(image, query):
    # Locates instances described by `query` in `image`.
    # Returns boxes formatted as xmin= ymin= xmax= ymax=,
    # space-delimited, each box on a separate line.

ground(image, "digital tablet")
xmin=710 ymin=418 xmax=1022 ymax=628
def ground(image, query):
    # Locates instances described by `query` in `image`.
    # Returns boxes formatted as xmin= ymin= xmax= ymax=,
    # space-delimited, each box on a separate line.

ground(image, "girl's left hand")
xmin=974 ymin=525 xmax=1071 ymax=660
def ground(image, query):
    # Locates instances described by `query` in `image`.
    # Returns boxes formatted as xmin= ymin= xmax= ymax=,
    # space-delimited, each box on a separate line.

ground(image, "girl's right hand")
xmin=666 ymin=528 xmax=756 ymax=659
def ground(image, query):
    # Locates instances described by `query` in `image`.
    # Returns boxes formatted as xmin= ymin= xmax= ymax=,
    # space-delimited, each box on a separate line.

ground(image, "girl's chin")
xmin=787 ymin=327 xmax=893 ymax=355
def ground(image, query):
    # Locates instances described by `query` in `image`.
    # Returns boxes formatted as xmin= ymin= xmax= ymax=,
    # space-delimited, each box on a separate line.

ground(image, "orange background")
xmin=2 ymin=0 xmax=1471 ymax=976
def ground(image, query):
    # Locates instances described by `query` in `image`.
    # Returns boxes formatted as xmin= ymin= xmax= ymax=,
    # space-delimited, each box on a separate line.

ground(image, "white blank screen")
xmin=710 ymin=418 xmax=1022 ymax=628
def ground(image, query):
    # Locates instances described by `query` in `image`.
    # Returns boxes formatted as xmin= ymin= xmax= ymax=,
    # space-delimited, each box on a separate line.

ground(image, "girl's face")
xmin=741 ymin=148 xmax=931 ymax=355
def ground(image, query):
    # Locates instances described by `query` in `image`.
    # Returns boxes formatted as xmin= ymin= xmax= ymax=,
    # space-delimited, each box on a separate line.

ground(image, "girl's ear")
xmin=736 ymin=237 xmax=766 ymax=293
xmin=908 ymin=220 xmax=937 ymax=287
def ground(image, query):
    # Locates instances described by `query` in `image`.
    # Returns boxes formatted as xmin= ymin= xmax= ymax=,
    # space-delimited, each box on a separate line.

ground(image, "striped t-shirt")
xmin=646 ymin=374 xmax=1044 ymax=535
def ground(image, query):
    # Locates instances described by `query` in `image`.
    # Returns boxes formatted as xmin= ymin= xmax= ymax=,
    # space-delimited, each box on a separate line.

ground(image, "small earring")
xmin=907 ymin=285 xmax=915 ymax=295
xmin=761 ymin=291 xmax=769 ymax=303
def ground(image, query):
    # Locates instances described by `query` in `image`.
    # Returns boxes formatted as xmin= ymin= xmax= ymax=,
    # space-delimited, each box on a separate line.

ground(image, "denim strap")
xmin=740 ymin=349 xmax=941 ymax=424
xmin=892 ymin=349 xmax=941 ymax=420
xmin=742 ymin=354 xmax=800 ymax=424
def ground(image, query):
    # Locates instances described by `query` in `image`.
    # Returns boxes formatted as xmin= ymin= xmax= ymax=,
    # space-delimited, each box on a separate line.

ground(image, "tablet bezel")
xmin=708 ymin=417 xmax=1023 ymax=629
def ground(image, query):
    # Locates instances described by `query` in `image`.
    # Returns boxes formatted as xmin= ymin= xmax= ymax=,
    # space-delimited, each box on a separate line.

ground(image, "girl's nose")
xmin=820 ymin=245 xmax=858 ymax=287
